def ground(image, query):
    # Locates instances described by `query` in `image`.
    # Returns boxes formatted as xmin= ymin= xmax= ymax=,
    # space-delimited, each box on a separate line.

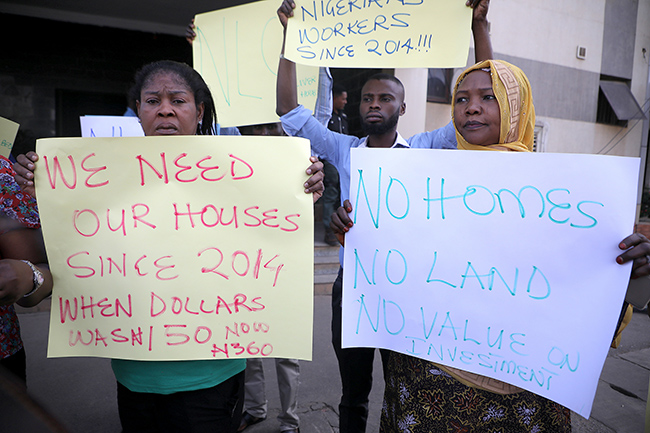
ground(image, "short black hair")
xmin=363 ymin=73 xmax=405 ymax=102
xmin=365 ymin=73 xmax=404 ymax=93
xmin=132 ymin=60 xmax=217 ymax=135
xmin=333 ymin=83 xmax=347 ymax=97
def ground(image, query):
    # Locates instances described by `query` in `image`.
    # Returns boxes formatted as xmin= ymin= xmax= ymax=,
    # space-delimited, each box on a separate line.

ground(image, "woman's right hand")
xmin=13 ymin=152 xmax=39 ymax=197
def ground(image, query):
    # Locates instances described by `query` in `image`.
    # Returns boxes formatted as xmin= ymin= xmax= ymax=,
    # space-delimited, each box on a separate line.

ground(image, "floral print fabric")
xmin=0 ymin=156 xmax=40 ymax=359
xmin=381 ymin=352 xmax=571 ymax=433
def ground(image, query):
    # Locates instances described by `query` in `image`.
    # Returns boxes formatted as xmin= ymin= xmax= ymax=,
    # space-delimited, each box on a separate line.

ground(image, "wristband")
xmin=21 ymin=260 xmax=44 ymax=298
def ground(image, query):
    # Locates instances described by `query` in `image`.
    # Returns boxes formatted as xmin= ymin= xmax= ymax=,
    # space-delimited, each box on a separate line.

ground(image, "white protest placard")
xmin=36 ymin=135 xmax=314 ymax=361
xmin=193 ymin=0 xmax=319 ymax=127
xmin=284 ymin=0 xmax=472 ymax=68
xmin=342 ymin=148 xmax=639 ymax=418
xmin=80 ymin=116 xmax=144 ymax=138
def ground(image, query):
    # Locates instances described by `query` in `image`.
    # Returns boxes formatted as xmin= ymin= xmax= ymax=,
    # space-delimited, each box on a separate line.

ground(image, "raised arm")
xmin=313 ymin=67 xmax=334 ymax=126
xmin=468 ymin=0 xmax=493 ymax=62
xmin=276 ymin=0 xmax=299 ymax=116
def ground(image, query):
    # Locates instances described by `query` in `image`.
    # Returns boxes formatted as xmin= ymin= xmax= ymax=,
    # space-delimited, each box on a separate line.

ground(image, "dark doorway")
xmin=56 ymin=90 xmax=127 ymax=137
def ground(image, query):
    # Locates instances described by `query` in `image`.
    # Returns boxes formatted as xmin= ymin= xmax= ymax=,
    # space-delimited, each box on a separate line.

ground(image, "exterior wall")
xmin=638 ymin=0 xmax=650 ymax=202
xmin=419 ymin=0 xmax=649 ymax=161
xmin=496 ymin=56 xmax=600 ymax=123
xmin=394 ymin=68 xmax=429 ymax=140
xmin=489 ymin=0 xmax=605 ymax=73
xmin=601 ymin=0 xmax=639 ymax=79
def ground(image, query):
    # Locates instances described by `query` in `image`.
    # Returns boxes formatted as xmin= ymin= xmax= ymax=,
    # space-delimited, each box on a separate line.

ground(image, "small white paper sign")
xmin=80 ymin=116 xmax=144 ymax=138
xmin=342 ymin=148 xmax=639 ymax=418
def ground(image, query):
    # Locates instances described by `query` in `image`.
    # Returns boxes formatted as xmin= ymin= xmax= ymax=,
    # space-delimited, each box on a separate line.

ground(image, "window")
xmin=426 ymin=68 xmax=454 ymax=104
xmin=533 ymin=121 xmax=548 ymax=152
xmin=597 ymin=79 xmax=646 ymax=126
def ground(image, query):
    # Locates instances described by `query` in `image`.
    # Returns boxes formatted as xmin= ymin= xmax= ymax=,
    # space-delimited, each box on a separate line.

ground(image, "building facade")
xmin=2 ymin=0 xmax=649 ymax=215
xmin=397 ymin=0 xmax=650 ymax=217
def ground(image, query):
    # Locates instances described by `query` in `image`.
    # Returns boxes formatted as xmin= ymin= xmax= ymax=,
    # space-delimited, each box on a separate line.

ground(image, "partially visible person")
xmin=320 ymin=83 xmax=347 ymax=246
xmin=13 ymin=60 xmax=323 ymax=433
xmin=238 ymin=356 xmax=300 ymax=433
xmin=0 ymin=155 xmax=53 ymax=383
xmin=237 ymin=120 xmax=301 ymax=433
xmin=330 ymin=59 xmax=650 ymax=432
xmin=238 ymin=122 xmax=283 ymax=136
xmin=276 ymin=1 xmax=493 ymax=431
xmin=328 ymin=84 xmax=348 ymax=135
xmin=123 ymin=84 xmax=138 ymax=117
xmin=383 ymin=59 xmax=570 ymax=432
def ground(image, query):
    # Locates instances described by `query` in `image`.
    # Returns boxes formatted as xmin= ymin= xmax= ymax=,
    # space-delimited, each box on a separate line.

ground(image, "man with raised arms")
xmin=276 ymin=1 xmax=493 ymax=432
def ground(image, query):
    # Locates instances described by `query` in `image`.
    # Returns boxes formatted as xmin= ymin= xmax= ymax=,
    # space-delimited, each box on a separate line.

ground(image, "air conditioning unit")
xmin=576 ymin=46 xmax=587 ymax=60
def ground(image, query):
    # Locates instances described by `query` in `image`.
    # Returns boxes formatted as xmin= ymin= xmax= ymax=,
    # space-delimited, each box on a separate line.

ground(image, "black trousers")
xmin=117 ymin=371 xmax=245 ymax=433
xmin=331 ymin=267 xmax=390 ymax=433
xmin=0 ymin=347 xmax=26 ymax=382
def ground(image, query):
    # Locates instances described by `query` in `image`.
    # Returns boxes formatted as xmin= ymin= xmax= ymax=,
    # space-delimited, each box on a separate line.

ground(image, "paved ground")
xmin=7 ymin=299 xmax=650 ymax=432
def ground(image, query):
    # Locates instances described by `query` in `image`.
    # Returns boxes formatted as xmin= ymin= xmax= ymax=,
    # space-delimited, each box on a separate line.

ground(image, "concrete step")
xmin=313 ymin=244 xmax=340 ymax=295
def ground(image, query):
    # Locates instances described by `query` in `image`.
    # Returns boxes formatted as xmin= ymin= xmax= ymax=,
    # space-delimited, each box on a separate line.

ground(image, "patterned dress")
xmin=381 ymin=352 xmax=571 ymax=433
xmin=0 ymin=156 xmax=40 ymax=362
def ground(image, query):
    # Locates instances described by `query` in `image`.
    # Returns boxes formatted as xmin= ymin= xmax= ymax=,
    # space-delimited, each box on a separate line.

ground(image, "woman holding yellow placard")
xmin=13 ymin=59 xmax=324 ymax=433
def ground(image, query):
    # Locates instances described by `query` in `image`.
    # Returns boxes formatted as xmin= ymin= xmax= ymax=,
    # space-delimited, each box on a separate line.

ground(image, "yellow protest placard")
xmin=0 ymin=116 xmax=19 ymax=158
xmin=37 ymin=135 xmax=314 ymax=361
xmin=193 ymin=0 xmax=319 ymax=127
xmin=284 ymin=0 xmax=472 ymax=68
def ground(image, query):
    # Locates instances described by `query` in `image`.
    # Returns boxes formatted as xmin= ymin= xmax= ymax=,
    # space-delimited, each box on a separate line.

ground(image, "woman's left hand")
xmin=468 ymin=0 xmax=489 ymax=24
xmin=305 ymin=156 xmax=324 ymax=203
xmin=617 ymin=233 xmax=650 ymax=279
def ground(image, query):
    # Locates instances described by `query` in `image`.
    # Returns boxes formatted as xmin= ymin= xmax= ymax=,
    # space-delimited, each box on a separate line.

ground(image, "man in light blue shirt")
xmin=276 ymin=1 xmax=493 ymax=431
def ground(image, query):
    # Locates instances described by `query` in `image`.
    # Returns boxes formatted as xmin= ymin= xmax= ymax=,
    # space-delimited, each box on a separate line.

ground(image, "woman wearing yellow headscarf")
xmin=380 ymin=60 xmax=572 ymax=432
xmin=453 ymin=59 xmax=535 ymax=152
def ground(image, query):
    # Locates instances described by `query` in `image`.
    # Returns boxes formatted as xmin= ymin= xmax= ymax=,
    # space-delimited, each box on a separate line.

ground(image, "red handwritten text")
xmin=66 ymin=251 xmax=178 ymax=280
xmin=72 ymin=204 xmax=157 ymax=237
xmin=150 ymin=292 xmax=265 ymax=317
xmin=59 ymin=294 xmax=133 ymax=323
xmin=173 ymin=204 xmax=300 ymax=232
xmin=197 ymin=247 xmax=285 ymax=287
xmin=43 ymin=153 xmax=109 ymax=190
xmin=137 ymin=152 xmax=254 ymax=186
xmin=68 ymin=326 xmax=153 ymax=349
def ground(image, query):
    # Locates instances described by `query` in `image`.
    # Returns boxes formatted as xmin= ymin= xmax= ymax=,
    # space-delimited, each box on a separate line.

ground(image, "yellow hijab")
xmin=439 ymin=60 xmax=536 ymax=394
xmin=452 ymin=60 xmax=535 ymax=153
